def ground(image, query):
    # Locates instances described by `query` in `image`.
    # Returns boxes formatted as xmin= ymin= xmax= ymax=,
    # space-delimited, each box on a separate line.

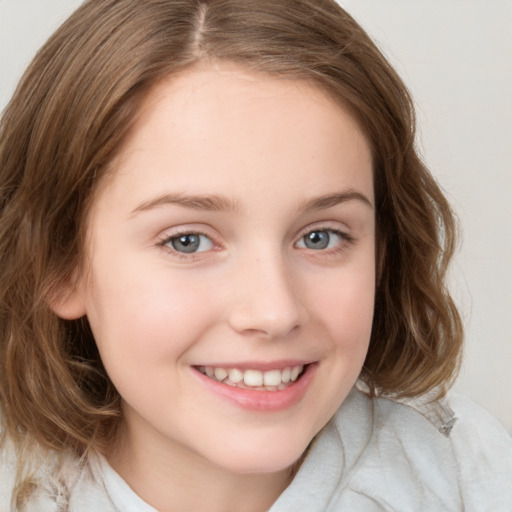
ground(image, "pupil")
xmin=172 ymin=234 xmax=200 ymax=253
xmin=306 ymin=231 xmax=329 ymax=250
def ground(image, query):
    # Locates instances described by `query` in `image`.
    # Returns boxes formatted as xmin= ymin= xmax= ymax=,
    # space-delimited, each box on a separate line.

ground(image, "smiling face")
xmin=57 ymin=64 xmax=375 ymax=479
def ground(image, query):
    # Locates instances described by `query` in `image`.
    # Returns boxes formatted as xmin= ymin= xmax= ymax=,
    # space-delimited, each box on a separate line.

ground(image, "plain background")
xmin=0 ymin=0 xmax=511 ymax=430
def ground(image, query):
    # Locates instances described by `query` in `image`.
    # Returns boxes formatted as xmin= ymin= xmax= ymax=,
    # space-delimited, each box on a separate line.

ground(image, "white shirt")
xmin=1 ymin=388 xmax=511 ymax=511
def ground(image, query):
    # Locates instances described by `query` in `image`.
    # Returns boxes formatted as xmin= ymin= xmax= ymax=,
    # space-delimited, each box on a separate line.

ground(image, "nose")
xmin=227 ymin=252 xmax=305 ymax=339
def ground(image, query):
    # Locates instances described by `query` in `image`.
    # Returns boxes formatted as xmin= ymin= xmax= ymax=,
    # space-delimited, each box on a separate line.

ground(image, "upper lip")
xmin=193 ymin=360 xmax=315 ymax=371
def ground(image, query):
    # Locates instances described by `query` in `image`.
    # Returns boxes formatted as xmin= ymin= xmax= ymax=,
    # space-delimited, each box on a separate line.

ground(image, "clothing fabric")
xmin=1 ymin=388 xmax=511 ymax=511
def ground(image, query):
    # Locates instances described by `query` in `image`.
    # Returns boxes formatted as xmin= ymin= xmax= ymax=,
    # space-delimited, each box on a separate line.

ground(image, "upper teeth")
xmin=200 ymin=365 xmax=304 ymax=389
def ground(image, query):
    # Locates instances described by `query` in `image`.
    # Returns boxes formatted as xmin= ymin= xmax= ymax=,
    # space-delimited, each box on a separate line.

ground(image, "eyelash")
xmin=157 ymin=226 xmax=354 ymax=261
xmin=157 ymin=229 xmax=217 ymax=260
xmin=295 ymin=228 xmax=354 ymax=256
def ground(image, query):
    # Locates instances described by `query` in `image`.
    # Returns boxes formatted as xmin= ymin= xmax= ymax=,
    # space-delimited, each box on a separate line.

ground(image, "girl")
xmin=0 ymin=1 xmax=511 ymax=511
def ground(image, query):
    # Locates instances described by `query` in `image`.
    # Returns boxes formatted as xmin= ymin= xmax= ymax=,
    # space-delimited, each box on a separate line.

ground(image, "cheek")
xmin=309 ymin=260 xmax=375 ymax=344
xmin=296 ymin=261 xmax=375 ymax=432
xmin=83 ymin=262 xmax=220 ymax=371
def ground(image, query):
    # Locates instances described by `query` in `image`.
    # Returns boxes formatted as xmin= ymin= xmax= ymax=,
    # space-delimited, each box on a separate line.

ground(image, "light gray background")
xmin=1 ymin=0 xmax=511 ymax=429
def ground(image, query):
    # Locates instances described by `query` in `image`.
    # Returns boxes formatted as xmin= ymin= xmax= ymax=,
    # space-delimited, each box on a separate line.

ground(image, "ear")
xmin=48 ymin=278 xmax=87 ymax=320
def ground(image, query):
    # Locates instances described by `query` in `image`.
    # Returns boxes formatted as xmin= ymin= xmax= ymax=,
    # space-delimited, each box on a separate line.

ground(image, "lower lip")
xmin=192 ymin=363 xmax=317 ymax=412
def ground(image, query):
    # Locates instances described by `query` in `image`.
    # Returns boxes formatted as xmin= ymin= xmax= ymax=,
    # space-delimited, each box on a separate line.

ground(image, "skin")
xmin=55 ymin=63 xmax=376 ymax=512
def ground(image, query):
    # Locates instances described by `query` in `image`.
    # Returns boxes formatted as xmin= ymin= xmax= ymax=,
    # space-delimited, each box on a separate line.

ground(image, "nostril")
xmin=228 ymin=302 xmax=303 ymax=339
xmin=226 ymin=260 xmax=306 ymax=337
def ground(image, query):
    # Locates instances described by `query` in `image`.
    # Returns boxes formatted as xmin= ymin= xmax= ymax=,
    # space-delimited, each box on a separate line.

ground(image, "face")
xmin=60 ymin=64 xmax=375 ymax=476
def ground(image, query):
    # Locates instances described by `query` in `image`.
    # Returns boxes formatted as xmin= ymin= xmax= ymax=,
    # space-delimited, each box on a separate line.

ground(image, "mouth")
xmin=192 ymin=362 xmax=317 ymax=411
xmin=196 ymin=364 xmax=307 ymax=392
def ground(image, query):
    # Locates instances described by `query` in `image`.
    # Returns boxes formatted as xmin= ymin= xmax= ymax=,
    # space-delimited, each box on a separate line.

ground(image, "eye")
xmin=296 ymin=229 xmax=345 ymax=250
xmin=165 ymin=233 xmax=214 ymax=254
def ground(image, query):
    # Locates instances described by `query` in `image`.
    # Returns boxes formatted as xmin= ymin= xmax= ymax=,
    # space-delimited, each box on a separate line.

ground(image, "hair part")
xmin=0 ymin=0 xmax=462 ymax=471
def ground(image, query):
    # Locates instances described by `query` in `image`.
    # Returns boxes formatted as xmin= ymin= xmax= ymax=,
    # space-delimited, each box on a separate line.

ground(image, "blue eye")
xmin=167 ymin=233 xmax=214 ymax=253
xmin=296 ymin=229 xmax=344 ymax=250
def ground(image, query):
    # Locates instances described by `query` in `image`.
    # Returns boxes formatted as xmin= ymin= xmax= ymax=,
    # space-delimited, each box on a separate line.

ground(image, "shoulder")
xmin=0 ymin=432 xmax=118 ymax=512
xmin=0 ymin=434 xmax=17 ymax=511
xmin=445 ymin=393 xmax=512 ymax=509
xmin=371 ymin=390 xmax=512 ymax=477
xmin=0 ymin=434 xmax=75 ymax=512
xmin=327 ymin=388 xmax=512 ymax=511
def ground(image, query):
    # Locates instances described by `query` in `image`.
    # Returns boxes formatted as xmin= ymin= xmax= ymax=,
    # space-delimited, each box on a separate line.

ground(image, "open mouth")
xmin=196 ymin=364 xmax=308 ymax=392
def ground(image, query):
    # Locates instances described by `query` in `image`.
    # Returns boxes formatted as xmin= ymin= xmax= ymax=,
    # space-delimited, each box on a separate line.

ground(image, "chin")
xmin=206 ymin=434 xmax=313 ymax=476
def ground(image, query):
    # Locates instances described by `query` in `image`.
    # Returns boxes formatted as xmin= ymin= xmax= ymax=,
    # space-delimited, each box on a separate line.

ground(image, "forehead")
xmin=95 ymin=63 xmax=373 ymax=214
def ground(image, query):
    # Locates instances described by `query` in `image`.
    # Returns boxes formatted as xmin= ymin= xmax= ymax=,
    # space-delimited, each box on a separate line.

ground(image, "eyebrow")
xmin=131 ymin=193 xmax=241 ymax=215
xmin=297 ymin=190 xmax=374 ymax=213
xmin=130 ymin=189 xmax=373 ymax=216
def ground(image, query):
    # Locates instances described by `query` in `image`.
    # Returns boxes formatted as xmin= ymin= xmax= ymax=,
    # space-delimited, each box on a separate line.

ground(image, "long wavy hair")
xmin=0 ymin=0 xmax=462 ymax=499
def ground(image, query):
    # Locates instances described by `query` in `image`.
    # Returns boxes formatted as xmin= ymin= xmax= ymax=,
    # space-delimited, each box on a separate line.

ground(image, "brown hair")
xmin=0 ymin=0 xmax=462 ymax=469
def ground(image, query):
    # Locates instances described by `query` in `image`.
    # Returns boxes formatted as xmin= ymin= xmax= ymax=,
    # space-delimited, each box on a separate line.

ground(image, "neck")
xmin=108 ymin=422 xmax=295 ymax=512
